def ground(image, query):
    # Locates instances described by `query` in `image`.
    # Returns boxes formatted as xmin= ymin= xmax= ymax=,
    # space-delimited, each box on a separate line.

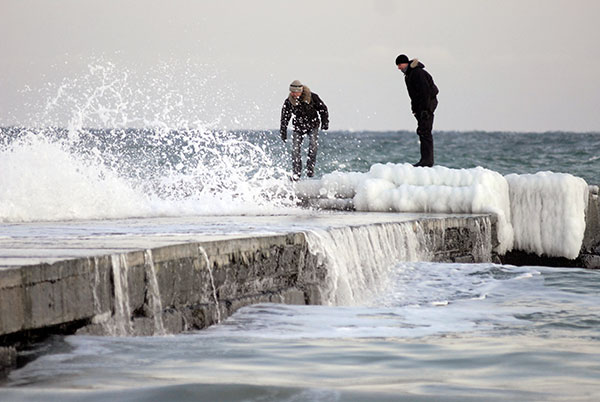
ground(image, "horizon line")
xmin=1 ymin=125 xmax=599 ymax=135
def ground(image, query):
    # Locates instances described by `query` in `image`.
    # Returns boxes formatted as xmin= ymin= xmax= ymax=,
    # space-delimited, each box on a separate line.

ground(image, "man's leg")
xmin=292 ymin=131 xmax=304 ymax=180
xmin=306 ymin=128 xmax=319 ymax=177
xmin=415 ymin=114 xmax=435 ymax=167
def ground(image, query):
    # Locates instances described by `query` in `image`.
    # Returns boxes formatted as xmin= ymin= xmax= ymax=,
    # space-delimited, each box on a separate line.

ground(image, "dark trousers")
xmin=292 ymin=128 xmax=319 ymax=180
xmin=415 ymin=113 xmax=435 ymax=166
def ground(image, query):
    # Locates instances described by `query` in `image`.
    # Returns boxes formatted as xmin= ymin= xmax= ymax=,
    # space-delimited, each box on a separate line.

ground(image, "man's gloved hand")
xmin=321 ymin=122 xmax=329 ymax=131
xmin=280 ymin=129 xmax=287 ymax=142
xmin=419 ymin=110 xmax=431 ymax=120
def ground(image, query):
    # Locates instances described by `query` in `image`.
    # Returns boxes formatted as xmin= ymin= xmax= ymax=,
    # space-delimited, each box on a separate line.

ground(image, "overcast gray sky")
xmin=2 ymin=0 xmax=599 ymax=132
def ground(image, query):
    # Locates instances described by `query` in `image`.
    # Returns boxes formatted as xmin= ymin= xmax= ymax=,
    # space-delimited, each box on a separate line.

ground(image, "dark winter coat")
xmin=280 ymin=86 xmax=329 ymax=135
xmin=404 ymin=59 xmax=439 ymax=115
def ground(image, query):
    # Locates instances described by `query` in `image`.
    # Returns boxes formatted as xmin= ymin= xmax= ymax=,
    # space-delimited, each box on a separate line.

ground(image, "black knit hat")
xmin=395 ymin=54 xmax=409 ymax=65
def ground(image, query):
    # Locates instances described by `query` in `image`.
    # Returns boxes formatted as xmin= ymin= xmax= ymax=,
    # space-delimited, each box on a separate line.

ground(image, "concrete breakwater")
xmin=300 ymin=185 xmax=600 ymax=269
xmin=1 ymin=214 xmax=496 ymax=374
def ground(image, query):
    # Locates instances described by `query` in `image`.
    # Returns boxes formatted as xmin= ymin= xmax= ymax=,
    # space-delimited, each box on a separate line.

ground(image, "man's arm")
xmin=313 ymin=94 xmax=329 ymax=130
xmin=280 ymin=100 xmax=292 ymax=140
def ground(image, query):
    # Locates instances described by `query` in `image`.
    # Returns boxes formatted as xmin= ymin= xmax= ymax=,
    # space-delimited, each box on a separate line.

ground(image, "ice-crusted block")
xmin=506 ymin=172 xmax=588 ymax=259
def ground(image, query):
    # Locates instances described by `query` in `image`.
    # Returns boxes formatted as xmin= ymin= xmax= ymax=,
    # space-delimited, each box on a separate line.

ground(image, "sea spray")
xmin=304 ymin=222 xmax=431 ymax=306
xmin=0 ymin=132 xmax=150 ymax=222
xmin=0 ymin=60 xmax=296 ymax=223
xmin=144 ymin=249 xmax=166 ymax=336
xmin=198 ymin=246 xmax=221 ymax=323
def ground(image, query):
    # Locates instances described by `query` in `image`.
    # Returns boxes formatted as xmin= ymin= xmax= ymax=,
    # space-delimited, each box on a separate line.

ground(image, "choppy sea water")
xmin=2 ymin=262 xmax=599 ymax=401
xmin=319 ymin=130 xmax=600 ymax=187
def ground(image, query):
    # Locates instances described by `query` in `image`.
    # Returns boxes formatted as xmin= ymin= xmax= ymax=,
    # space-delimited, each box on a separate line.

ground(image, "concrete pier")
xmin=1 ymin=212 xmax=496 ymax=374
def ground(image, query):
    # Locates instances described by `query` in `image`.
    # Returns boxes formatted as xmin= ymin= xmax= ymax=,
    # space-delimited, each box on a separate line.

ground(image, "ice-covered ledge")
xmin=295 ymin=167 xmax=600 ymax=267
xmin=502 ymin=185 xmax=600 ymax=268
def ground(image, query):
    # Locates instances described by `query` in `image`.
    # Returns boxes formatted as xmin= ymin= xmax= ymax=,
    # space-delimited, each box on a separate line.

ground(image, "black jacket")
xmin=404 ymin=59 xmax=439 ymax=115
xmin=280 ymin=87 xmax=329 ymax=135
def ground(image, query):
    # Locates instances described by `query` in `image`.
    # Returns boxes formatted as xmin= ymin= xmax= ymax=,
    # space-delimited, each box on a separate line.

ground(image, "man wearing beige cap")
xmin=280 ymin=80 xmax=329 ymax=180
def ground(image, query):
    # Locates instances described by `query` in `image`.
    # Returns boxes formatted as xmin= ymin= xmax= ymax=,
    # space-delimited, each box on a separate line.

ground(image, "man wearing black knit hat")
xmin=396 ymin=54 xmax=439 ymax=167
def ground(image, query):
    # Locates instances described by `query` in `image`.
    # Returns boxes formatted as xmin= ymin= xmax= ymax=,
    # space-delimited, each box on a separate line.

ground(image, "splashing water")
xmin=305 ymin=222 xmax=432 ymax=305
xmin=0 ymin=61 xmax=296 ymax=222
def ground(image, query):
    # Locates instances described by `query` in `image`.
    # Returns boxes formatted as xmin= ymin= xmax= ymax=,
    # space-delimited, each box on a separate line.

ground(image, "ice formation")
xmin=506 ymin=172 xmax=588 ymax=259
xmin=297 ymin=163 xmax=589 ymax=258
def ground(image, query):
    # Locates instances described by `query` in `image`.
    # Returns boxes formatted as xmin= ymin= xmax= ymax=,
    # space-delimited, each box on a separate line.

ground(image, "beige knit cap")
xmin=289 ymin=80 xmax=303 ymax=93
